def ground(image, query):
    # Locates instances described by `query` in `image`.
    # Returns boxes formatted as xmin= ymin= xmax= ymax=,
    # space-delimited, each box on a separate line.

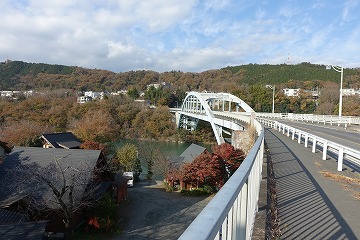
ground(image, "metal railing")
xmin=258 ymin=118 xmax=360 ymax=171
xmin=256 ymin=112 xmax=360 ymax=127
xmin=179 ymin=120 xmax=264 ymax=240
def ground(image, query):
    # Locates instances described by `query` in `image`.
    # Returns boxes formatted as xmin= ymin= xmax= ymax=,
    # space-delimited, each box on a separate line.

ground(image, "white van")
xmin=123 ymin=172 xmax=134 ymax=187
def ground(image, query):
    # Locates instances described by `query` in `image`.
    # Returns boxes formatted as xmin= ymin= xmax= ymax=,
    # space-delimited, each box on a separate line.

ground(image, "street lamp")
xmin=326 ymin=65 xmax=343 ymax=118
xmin=266 ymin=85 xmax=275 ymax=113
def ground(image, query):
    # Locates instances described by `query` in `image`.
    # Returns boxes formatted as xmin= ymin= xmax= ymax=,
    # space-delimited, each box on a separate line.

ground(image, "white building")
xmin=84 ymin=91 xmax=103 ymax=99
xmin=77 ymin=96 xmax=92 ymax=104
xmin=342 ymin=88 xmax=357 ymax=96
xmin=282 ymin=88 xmax=300 ymax=97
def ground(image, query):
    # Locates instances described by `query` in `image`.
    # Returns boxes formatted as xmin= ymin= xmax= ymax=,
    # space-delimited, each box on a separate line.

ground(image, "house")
xmin=40 ymin=132 xmax=82 ymax=149
xmin=77 ymin=95 xmax=92 ymax=104
xmin=0 ymin=220 xmax=49 ymax=240
xmin=0 ymin=147 xmax=112 ymax=233
xmin=282 ymin=88 xmax=300 ymax=97
xmin=0 ymin=141 xmax=12 ymax=163
xmin=168 ymin=143 xmax=207 ymax=190
xmin=0 ymin=208 xmax=49 ymax=240
xmin=342 ymin=88 xmax=358 ymax=96
xmin=175 ymin=143 xmax=207 ymax=165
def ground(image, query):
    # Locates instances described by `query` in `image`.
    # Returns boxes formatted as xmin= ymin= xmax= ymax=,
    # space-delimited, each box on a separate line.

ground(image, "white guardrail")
xmin=258 ymin=118 xmax=360 ymax=172
xmin=179 ymin=120 xmax=264 ymax=240
xmin=256 ymin=112 xmax=360 ymax=127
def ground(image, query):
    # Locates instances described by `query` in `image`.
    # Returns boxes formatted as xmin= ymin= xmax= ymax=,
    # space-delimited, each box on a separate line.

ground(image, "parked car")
xmin=123 ymin=172 xmax=134 ymax=187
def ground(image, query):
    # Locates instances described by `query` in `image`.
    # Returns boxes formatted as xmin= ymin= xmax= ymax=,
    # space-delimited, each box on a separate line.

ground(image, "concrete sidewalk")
xmin=265 ymin=128 xmax=359 ymax=239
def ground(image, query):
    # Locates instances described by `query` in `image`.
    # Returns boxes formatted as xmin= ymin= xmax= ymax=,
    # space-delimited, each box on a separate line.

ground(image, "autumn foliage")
xmin=171 ymin=143 xmax=246 ymax=190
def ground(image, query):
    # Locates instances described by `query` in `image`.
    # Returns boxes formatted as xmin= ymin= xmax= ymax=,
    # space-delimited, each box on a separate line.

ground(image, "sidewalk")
xmin=265 ymin=128 xmax=359 ymax=239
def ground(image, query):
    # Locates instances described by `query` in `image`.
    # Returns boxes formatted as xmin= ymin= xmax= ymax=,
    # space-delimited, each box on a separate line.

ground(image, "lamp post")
xmin=327 ymin=65 xmax=343 ymax=118
xmin=266 ymin=85 xmax=275 ymax=113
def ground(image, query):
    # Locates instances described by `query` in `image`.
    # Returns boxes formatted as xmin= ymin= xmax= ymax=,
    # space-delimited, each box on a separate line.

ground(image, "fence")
xmin=258 ymin=118 xmax=360 ymax=171
xmin=179 ymin=119 xmax=264 ymax=240
xmin=256 ymin=113 xmax=360 ymax=127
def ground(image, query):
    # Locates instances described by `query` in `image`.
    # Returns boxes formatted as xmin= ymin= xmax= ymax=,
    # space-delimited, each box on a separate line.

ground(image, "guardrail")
xmin=179 ymin=119 xmax=264 ymax=240
xmin=258 ymin=118 xmax=360 ymax=171
xmin=256 ymin=113 xmax=360 ymax=127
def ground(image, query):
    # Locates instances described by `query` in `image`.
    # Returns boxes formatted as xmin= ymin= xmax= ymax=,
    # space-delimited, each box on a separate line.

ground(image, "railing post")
xmin=304 ymin=134 xmax=308 ymax=148
xmin=312 ymin=137 xmax=317 ymax=153
xmin=322 ymin=141 xmax=328 ymax=160
xmin=298 ymin=132 xmax=301 ymax=144
xmin=292 ymin=129 xmax=295 ymax=140
xmin=337 ymin=148 xmax=344 ymax=171
xmin=236 ymin=182 xmax=248 ymax=240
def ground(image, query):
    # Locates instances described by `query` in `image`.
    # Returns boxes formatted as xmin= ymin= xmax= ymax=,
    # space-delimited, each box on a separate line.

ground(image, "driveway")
xmin=114 ymin=181 xmax=213 ymax=240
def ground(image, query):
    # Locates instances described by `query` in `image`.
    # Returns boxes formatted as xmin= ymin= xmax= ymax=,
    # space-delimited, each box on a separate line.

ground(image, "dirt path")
xmin=114 ymin=181 xmax=213 ymax=240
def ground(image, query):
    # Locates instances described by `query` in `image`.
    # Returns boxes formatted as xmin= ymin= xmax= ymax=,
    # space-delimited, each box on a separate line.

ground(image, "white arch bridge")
xmin=175 ymin=91 xmax=256 ymax=145
xmin=173 ymin=92 xmax=264 ymax=240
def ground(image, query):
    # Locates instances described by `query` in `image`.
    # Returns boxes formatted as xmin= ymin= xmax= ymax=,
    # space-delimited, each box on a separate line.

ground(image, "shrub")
xmin=163 ymin=182 xmax=174 ymax=192
xmin=180 ymin=188 xmax=211 ymax=196
xmin=87 ymin=193 xmax=117 ymax=232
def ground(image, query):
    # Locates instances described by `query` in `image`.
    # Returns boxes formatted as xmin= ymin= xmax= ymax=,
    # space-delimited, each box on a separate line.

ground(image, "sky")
xmin=1 ymin=0 xmax=360 ymax=73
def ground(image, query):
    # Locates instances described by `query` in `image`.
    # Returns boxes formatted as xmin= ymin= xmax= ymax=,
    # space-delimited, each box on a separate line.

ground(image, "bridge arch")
xmin=177 ymin=92 xmax=255 ymax=144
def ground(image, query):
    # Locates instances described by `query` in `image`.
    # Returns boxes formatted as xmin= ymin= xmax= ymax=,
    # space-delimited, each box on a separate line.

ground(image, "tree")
xmin=137 ymin=142 xmax=172 ymax=180
xmin=182 ymin=152 xmax=224 ymax=189
xmin=115 ymin=143 xmax=139 ymax=172
xmin=80 ymin=141 xmax=109 ymax=157
xmin=0 ymin=120 xmax=53 ymax=147
xmin=9 ymin=156 xmax=104 ymax=239
xmin=71 ymin=109 xmax=119 ymax=142
xmin=127 ymin=87 xmax=139 ymax=99
xmin=212 ymin=143 xmax=246 ymax=179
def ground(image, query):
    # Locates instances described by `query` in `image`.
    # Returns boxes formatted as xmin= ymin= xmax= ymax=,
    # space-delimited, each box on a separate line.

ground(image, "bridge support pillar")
xmin=232 ymin=130 xmax=253 ymax=153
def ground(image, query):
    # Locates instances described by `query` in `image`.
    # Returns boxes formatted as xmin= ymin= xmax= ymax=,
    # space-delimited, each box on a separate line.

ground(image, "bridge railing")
xmin=256 ymin=112 xmax=360 ymax=127
xmin=258 ymin=118 xmax=360 ymax=171
xmin=179 ymin=120 xmax=264 ymax=240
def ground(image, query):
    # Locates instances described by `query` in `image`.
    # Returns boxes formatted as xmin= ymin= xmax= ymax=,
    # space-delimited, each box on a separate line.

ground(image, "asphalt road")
xmin=113 ymin=181 xmax=212 ymax=240
xmin=277 ymin=120 xmax=360 ymax=151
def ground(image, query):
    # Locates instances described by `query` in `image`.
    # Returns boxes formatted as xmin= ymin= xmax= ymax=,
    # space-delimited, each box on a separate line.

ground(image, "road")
xmin=114 ymin=181 xmax=212 ymax=240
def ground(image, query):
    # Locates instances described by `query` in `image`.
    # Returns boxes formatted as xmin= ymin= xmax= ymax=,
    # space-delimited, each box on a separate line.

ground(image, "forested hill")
xmin=221 ymin=63 xmax=359 ymax=85
xmin=0 ymin=60 xmax=74 ymax=90
xmin=1 ymin=60 xmax=359 ymax=91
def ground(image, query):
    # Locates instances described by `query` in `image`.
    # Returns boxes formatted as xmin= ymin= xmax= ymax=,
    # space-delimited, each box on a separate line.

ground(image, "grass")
xmin=319 ymin=170 xmax=360 ymax=200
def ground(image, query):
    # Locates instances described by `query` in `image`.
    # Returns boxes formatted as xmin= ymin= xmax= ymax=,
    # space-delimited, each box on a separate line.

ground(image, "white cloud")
xmin=342 ymin=0 xmax=359 ymax=22
xmin=0 ymin=0 xmax=359 ymax=72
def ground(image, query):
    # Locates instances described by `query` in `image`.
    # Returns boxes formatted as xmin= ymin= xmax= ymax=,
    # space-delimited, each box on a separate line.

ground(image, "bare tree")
xmin=137 ymin=142 xmax=173 ymax=180
xmin=8 ymin=156 xmax=104 ymax=238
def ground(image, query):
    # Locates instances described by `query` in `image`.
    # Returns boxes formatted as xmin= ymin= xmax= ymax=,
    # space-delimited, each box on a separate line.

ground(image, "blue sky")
xmin=1 ymin=0 xmax=359 ymax=72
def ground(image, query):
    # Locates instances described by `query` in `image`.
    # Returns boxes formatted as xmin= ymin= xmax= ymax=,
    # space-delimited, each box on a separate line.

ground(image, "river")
xmin=112 ymin=139 xmax=213 ymax=180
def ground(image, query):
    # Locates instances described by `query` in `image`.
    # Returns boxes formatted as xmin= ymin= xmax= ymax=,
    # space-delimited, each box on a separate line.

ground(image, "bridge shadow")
xmin=265 ymin=128 xmax=357 ymax=239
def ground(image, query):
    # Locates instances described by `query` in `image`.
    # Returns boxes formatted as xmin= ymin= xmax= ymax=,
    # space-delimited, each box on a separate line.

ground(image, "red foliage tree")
xmin=182 ymin=152 xmax=224 ymax=188
xmin=212 ymin=143 xmax=246 ymax=179
xmin=80 ymin=141 xmax=107 ymax=153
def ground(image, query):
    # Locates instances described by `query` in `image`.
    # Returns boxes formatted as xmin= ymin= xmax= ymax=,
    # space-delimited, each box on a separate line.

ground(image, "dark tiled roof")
xmin=0 ymin=141 xmax=12 ymax=154
xmin=41 ymin=132 xmax=81 ymax=149
xmin=0 ymin=147 xmax=101 ymax=209
xmin=0 ymin=220 xmax=48 ymax=240
xmin=0 ymin=208 xmax=28 ymax=224
xmin=176 ymin=143 xmax=207 ymax=164
xmin=0 ymin=193 xmax=28 ymax=208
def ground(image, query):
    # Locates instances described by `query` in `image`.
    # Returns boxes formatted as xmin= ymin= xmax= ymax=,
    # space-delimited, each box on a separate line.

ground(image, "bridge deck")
xmin=265 ymin=127 xmax=359 ymax=239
